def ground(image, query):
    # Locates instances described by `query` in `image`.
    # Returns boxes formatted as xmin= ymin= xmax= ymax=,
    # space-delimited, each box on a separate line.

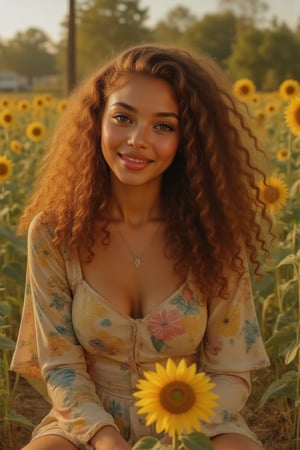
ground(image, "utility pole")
xmin=67 ymin=0 xmax=76 ymax=94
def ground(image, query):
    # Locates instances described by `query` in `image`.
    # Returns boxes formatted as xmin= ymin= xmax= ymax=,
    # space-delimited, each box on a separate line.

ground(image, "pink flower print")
xmin=205 ymin=335 xmax=223 ymax=356
xmin=148 ymin=309 xmax=185 ymax=341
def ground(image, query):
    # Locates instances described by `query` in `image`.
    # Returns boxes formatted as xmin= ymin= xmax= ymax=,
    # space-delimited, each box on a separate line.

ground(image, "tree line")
xmin=0 ymin=0 xmax=299 ymax=93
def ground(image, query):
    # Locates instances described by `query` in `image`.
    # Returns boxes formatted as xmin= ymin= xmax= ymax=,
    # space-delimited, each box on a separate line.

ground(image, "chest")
xmin=81 ymin=226 xmax=187 ymax=319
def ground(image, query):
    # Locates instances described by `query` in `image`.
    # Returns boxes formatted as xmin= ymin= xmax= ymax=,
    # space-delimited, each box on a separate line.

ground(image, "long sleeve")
xmin=10 ymin=215 xmax=118 ymax=446
xmin=199 ymin=264 xmax=270 ymax=438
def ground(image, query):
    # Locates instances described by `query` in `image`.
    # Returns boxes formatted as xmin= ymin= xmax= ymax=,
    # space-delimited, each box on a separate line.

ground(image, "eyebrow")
xmin=110 ymin=101 xmax=179 ymax=120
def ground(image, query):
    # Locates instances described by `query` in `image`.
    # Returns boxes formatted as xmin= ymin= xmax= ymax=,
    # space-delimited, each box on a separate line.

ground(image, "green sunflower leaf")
xmin=132 ymin=436 xmax=159 ymax=450
xmin=0 ymin=335 xmax=15 ymax=351
xmin=181 ymin=431 xmax=214 ymax=450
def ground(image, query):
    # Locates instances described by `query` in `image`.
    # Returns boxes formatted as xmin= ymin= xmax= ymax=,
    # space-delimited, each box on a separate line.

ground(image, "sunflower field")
xmin=1 ymin=80 xmax=300 ymax=449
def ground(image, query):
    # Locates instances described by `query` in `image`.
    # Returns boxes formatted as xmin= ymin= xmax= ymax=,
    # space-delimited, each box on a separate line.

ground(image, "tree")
xmin=152 ymin=6 xmax=197 ymax=44
xmin=258 ymin=24 xmax=300 ymax=89
xmin=182 ymin=12 xmax=238 ymax=66
xmin=75 ymin=0 xmax=150 ymax=76
xmin=218 ymin=0 xmax=269 ymax=27
xmin=1 ymin=28 xmax=57 ymax=86
xmin=67 ymin=0 xmax=76 ymax=93
xmin=226 ymin=27 xmax=266 ymax=87
xmin=226 ymin=24 xmax=300 ymax=89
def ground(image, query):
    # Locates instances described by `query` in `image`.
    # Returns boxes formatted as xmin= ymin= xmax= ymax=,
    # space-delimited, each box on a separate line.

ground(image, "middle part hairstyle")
xmin=19 ymin=44 xmax=272 ymax=298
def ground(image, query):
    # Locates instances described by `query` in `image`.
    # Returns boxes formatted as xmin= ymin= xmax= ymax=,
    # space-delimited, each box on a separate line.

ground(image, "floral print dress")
xmin=10 ymin=215 xmax=270 ymax=448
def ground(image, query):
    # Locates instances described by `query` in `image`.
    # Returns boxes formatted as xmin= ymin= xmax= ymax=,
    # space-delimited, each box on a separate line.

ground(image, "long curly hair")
xmin=19 ymin=44 xmax=272 ymax=297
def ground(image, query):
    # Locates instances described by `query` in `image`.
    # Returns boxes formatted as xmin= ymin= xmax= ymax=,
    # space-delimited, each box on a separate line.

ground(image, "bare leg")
xmin=211 ymin=433 xmax=266 ymax=450
xmin=22 ymin=435 xmax=78 ymax=450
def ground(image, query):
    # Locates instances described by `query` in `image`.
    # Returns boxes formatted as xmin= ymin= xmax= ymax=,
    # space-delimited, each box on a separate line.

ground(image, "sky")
xmin=0 ymin=0 xmax=299 ymax=42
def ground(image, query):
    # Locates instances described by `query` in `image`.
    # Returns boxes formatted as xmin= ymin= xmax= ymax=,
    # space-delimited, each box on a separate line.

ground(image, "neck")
xmin=107 ymin=179 xmax=163 ymax=226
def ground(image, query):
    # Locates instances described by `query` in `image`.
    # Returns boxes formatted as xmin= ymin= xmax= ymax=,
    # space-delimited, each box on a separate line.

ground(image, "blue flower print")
xmin=50 ymin=293 xmax=66 ymax=311
xmin=242 ymin=319 xmax=260 ymax=352
xmin=101 ymin=318 xmax=112 ymax=327
xmin=45 ymin=367 xmax=76 ymax=387
xmin=170 ymin=294 xmax=199 ymax=316
xmin=223 ymin=410 xmax=238 ymax=422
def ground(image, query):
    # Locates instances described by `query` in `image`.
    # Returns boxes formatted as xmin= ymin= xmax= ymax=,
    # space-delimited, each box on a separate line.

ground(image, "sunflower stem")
xmin=286 ymin=131 xmax=293 ymax=191
xmin=295 ymin=261 xmax=300 ymax=450
xmin=172 ymin=431 xmax=179 ymax=450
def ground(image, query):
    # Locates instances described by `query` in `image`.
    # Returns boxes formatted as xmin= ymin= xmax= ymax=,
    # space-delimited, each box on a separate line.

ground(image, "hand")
xmin=89 ymin=425 xmax=131 ymax=450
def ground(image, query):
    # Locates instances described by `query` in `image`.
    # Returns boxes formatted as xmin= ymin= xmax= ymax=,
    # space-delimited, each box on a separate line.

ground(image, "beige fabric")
xmin=11 ymin=215 xmax=270 ymax=448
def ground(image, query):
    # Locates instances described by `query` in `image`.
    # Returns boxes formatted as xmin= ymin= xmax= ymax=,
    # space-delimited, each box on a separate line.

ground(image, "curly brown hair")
xmin=19 ymin=44 xmax=272 ymax=297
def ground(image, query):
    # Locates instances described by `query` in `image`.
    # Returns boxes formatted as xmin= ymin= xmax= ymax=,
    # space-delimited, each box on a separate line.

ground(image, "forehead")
xmin=105 ymin=74 xmax=178 ymax=110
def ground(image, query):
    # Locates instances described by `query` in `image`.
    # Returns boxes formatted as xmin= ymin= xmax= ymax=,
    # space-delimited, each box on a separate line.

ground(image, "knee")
xmin=211 ymin=434 xmax=265 ymax=450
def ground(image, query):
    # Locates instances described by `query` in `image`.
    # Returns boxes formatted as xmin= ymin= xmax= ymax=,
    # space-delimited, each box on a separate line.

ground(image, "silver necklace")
xmin=115 ymin=223 xmax=161 ymax=269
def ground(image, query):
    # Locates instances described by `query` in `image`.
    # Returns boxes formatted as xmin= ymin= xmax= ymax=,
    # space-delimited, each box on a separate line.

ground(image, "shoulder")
xmin=27 ymin=212 xmax=57 ymax=254
xmin=28 ymin=212 xmax=75 ymax=263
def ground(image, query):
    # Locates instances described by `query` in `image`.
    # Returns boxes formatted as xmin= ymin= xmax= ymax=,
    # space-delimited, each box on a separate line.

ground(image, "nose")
xmin=127 ymin=124 xmax=148 ymax=148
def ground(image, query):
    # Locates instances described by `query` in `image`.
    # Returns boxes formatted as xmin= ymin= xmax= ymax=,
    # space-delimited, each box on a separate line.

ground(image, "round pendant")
xmin=134 ymin=257 xmax=142 ymax=268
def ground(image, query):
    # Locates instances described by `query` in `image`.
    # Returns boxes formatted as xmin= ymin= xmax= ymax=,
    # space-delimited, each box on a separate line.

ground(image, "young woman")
xmin=11 ymin=44 xmax=272 ymax=450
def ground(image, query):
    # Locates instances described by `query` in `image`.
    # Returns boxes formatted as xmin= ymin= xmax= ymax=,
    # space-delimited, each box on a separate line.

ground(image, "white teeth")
xmin=123 ymin=156 xmax=149 ymax=163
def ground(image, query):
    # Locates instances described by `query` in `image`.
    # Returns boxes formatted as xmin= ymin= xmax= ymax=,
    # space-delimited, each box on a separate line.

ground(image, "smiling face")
xmin=100 ymin=74 xmax=180 ymax=190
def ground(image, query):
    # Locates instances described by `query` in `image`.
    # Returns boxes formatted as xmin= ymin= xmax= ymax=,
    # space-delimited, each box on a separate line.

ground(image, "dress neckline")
xmin=79 ymin=276 xmax=191 ymax=321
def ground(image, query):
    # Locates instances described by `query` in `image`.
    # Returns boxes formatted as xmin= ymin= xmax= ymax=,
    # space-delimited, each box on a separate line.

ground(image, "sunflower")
xmin=0 ymin=109 xmax=14 ymax=128
xmin=10 ymin=139 xmax=22 ymax=154
xmin=253 ymin=109 xmax=266 ymax=130
xmin=26 ymin=121 xmax=46 ymax=141
xmin=32 ymin=95 xmax=45 ymax=109
xmin=213 ymin=304 xmax=241 ymax=337
xmin=57 ymin=99 xmax=68 ymax=113
xmin=279 ymin=79 xmax=300 ymax=101
xmin=276 ymin=147 xmax=289 ymax=161
xmin=0 ymin=155 xmax=13 ymax=182
xmin=134 ymin=358 xmax=218 ymax=437
xmin=0 ymin=97 xmax=10 ymax=109
xmin=285 ymin=96 xmax=300 ymax=135
xmin=17 ymin=99 xmax=30 ymax=112
xmin=265 ymin=102 xmax=278 ymax=116
xmin=255 ymin=109 xmax=266 ymax=121
xmin=257 ymin=176 xmax=288 ymax=213
xmin=251 ymin=94 xmax=260 ymax=105
xmin=44 ymin=93 xmax=54 ymax=104
xmin=233 ymin=78 xmax=256 ymax=102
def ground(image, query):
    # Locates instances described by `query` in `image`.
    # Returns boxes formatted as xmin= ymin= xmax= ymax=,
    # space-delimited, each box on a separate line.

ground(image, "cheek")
xmin=101 ymin=123 xmax=123 ymax=152
xmin=100 ymin=113 xmax=126 ymax=168
xmin=158 ymin=137 xmax=179 ymax=160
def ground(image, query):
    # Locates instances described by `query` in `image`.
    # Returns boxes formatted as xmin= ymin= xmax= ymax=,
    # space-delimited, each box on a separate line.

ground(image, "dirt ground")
xmin=2 ymin=376 xmax=291 ymax=450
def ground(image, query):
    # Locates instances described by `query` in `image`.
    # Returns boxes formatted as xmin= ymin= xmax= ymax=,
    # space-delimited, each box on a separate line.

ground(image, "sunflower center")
xmin=0 ymin=163 xmax=8 ymax=176
xmin=160 ymin=381 xmax=195 ymax=414
xmin=264 ymin=186 xmax=280 ymax=203
xmin=4 ymin=114 xmax=12 ymax=123
xmin=286 ymin=86 xmax=295 ymax=95
xmin=32 ymin=127 xmax=42 ymax=136
xmin=294 ymin=106 xmax=300 ymax=125
xmin=257 ymin=112 xmax=265 ymax=120
xmin=240 ymin=85 xmax=249 ymax=95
